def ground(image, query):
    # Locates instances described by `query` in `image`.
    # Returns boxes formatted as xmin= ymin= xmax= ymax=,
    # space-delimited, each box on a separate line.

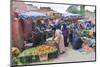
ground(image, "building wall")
xmin=12 ymin=17 xmax=24 ymax=51
xmin=12 ymin=1 xmax=28 ymax=13
xmin=85 ymin=11 xmax=95 ymax=23
xmin=12 ymin=1 xmax=28 ymax=50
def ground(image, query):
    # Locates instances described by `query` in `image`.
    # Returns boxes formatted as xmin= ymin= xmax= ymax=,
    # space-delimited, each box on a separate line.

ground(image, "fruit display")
xmin=88 ymin=30 xmax=94 ymax=37
xmin=34 ymin=45 xmax=57 ymax=55
xmin=19 ymin=44 xmax=57 ymax=56
xmin=12 ymin=47 xmax=21 ymax=65
xmin=18 ymin=48 xmax=39 ymax=64
xmin=17 ymin=44 xmax=58 ymax=64
xmin=12 ymin=47 xmax=20 ymax=57
xmin=81 ymin=30 xmax=94 ymax=38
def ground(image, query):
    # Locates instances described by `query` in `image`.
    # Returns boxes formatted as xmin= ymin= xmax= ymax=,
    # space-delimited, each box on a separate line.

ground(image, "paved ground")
xmin=31 ymin=45 xmax=95 ymax=64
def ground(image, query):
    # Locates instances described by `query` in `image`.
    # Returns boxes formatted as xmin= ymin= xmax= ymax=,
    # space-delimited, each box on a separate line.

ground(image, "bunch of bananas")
xmin=12 ymin=47 xmax=20 ymax=57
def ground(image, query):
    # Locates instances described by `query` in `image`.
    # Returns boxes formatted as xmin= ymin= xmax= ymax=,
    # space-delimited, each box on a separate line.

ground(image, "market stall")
xmin=18 ymin=11 xmax=47 ymax=20
xmin=12 ymin=11 xmax=61 ymax=65
xmin=12 ymin=41 xmax=59 ymax=65
xmin=18 ymin=11 xmax=47 ymax=41
xmin=62 ymin=12 xmax=83 ymax=20
xmin=12 ymin=10 xmax=96 ymax=66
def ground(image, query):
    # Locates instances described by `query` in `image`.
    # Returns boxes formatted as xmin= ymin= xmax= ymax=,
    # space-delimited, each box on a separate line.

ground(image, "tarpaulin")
xmin=18 ymin=11 xmax=47 ymax=20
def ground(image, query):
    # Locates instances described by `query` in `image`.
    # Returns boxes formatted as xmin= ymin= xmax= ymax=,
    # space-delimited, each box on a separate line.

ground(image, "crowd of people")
xmin=24 ymin=17 xmax=96 ymax=54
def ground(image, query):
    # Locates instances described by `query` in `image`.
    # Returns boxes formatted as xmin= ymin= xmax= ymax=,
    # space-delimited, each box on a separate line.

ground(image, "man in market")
xmin=24 ymin=33 xmax=33 ymax=49
xmin=35 ymin=19 xmax=47 ymax=43
xmin=40 ymin=19 xmax=47 ymax=42
xmin=45 ymin=18 xmax=55 ymax=38
xmin=32 ymin=27 xmax=42 ymax=47
xmin=84 ymin=20 xmax=92 ymax=30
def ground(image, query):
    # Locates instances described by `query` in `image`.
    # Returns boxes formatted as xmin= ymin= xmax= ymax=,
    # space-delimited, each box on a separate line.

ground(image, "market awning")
xmin=62 ymin=12 xmax=80 ymax=17
xmin=18 ymin=11 xmax=47 ymax=20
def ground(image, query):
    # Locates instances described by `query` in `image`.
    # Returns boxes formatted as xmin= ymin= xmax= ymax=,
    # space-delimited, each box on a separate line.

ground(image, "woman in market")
xmin=72 ymin=37 xmax=93 ymax=52
xmin=69 ymin=29 xmax=73 ymax=45
xmin=61 ymin=23 xmax=69 ymax=47
xmin=81 ymin=38 xmax=94 ymax=52
xmin=71 ymin=30 xmax=94 ymax=52
xmin=71 ymin=28 xmax=82 ymax=49
xmin=54 ymin=24 xmax=65 ymax=54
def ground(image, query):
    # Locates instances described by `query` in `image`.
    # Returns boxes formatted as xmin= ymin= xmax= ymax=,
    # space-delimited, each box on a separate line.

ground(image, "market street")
xmin=12 ymin=1 xmax=96 ymax=66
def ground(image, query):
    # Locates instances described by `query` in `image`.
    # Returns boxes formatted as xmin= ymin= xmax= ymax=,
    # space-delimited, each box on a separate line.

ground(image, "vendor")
xmin=71 ymin=36 xmax=94 ymax=52
xmin=32 ymin=27 xmax=42 ymax=47
xmin=24 ymin=33 xmax=33 ymax=49
xmin=82 ymin=39 xmax=94 ymax=52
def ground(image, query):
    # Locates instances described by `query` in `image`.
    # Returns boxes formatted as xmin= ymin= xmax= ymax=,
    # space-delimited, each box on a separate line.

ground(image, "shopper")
xmin=61 ymin=24 xmax=69 ymax=47
xmin=69 ymin=29 xmax=73 ymax=45
xmin=54 ymin=25 xmax=65 ymax=54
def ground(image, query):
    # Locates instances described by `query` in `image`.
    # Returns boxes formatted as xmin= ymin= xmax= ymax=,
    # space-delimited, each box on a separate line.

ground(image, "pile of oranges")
xmin=32 ymin=45 xmax=57 ymax=55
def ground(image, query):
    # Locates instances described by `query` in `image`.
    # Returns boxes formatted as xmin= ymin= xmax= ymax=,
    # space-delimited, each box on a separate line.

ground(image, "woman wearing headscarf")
xmin=61 ymin=24 xmax=69 ymax=47
xmin=54 ymin=24 xmax=65 ymax=54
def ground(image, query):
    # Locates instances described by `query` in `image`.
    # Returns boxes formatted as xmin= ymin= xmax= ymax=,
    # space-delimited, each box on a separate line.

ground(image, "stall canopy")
xmin=62 ymin=12 xmax=83 ymax=20
xmin=62 ymin=12 xmax=80 ymax=17
xmin=18 ymin=11 xmax=47 ymax=20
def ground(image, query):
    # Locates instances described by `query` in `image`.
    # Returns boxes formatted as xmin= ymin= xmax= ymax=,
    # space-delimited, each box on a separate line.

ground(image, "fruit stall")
xmin=12 ymin=40 xmax=59 ymax=65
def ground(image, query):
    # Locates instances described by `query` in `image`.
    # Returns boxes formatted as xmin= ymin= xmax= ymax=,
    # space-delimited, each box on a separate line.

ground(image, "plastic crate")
xmin=48 ymin=50 xmax=58 ymax=59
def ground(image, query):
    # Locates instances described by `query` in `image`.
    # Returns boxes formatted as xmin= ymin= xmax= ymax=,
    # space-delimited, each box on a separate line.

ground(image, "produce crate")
xmin=18 ymin=55 xmax=31 ymax=64
xmin=48 ymin=50 xmax=58 ymax=59
xmin=39 ymin=54 xmax=48 ymax=61
xmin=31 ymin=55 xmax=39 ymax=62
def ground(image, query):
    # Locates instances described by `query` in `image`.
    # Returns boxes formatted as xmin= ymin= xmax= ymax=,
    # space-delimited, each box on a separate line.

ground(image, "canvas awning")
xmin=62 ymin=12 xmax=80 ymax=17
xmin=18 ymin=11 xmax=47 ymax=20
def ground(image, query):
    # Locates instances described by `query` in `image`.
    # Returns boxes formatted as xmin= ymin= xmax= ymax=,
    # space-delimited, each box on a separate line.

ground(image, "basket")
xmin=18 ymin=55 xmax=32 ymax=64
xmin=18 ymin=55 xmax=39 ymax=64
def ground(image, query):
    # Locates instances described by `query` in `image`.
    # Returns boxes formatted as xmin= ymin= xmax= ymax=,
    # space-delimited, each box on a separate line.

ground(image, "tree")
xmin=66 ymin=5 xmax=85 ymax=16
xmin=67 ymin=5 xmax=80 ymax=14
xmin=80 ymin=5 xmax=85 ymax=16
